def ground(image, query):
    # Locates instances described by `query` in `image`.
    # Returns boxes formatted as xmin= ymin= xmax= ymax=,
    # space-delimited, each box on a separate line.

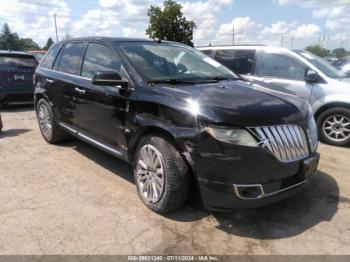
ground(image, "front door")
xmin=252 ymin=50 xmax=313 ymax=101
xmin=73 ymin=42 xmax=129 ymax=151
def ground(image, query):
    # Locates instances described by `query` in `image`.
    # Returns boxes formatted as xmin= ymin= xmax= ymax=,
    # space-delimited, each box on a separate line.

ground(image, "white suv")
xmin=198 ymin=45 xmax=350 ymax=147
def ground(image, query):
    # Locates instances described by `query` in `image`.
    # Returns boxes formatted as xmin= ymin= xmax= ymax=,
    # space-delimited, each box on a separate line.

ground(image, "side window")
xmin=258 ymin=52 xmax=307 ymax=81
xmin=58 ymin=42 xmax=86 ymax=75
xmin=215 ymin=50 xmax=255 ymax=75
xmin=82 ymin=43 xmax=120 ymax=78
xmin=40 ymin=43 xmax=62 ymax=69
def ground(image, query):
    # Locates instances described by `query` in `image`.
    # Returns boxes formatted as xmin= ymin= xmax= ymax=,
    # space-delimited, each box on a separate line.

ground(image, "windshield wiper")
xmin=201 ymin=76 xmax=240 ymax=81
xmin=148 ymin=78 xmax=198 ymax=85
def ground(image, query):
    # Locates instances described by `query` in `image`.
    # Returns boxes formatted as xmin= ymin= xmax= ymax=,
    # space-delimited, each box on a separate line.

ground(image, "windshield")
xmin=117 ymin=41 xmax=238 ymax=82
xmin=0 ymin=55 xmax=37 ymax=68
xmin=295 ymin=50 xmax=346 ymax=79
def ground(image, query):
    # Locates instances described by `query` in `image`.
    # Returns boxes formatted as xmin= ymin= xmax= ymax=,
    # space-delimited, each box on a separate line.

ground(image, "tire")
xmin=133 ymin=135 xmax=191 ymax=214
xmin=317 ymin=107 xmax=350 ymax=147
xmin=36 ymin=98 xmax=69 ymax=143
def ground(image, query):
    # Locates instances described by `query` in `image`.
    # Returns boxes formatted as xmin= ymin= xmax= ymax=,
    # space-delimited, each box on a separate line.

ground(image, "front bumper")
xmin=186 ymin=133 xmax=320 ymax=211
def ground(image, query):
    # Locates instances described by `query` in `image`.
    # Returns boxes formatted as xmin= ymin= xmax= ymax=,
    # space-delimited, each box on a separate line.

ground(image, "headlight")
xmin=206 ymin=126 xmax=258 ymax=146
xmin=307 ymin=116 xmax=318 ymax=152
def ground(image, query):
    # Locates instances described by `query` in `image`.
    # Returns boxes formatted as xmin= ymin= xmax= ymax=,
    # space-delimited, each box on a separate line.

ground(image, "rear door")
xmin=0 ymin=54 xmax=37 ymax=98
xmin=73 ymin=42 xmax=128 ymax=149
xmin=254 ymin=50 xmax=312 ymax=101
xmin=50 ymin=42 xmax=87 ymax=126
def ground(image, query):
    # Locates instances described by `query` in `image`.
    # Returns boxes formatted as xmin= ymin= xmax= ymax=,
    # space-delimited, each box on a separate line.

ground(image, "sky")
xmin=0 ymin=0 xmax=349 ymax=50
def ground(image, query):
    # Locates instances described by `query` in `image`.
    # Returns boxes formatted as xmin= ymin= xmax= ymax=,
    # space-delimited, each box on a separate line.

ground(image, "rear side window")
xmin=215 ymin=50 xmax=256 ymax=75
xmin=58 ymin=42 xmax=86 ymax=75
xmin=0 ymin=55 xmax=37 ymax=68
xmin=82 ymin=43 xmax=120 ymax=78
xmin=40 ymin=43 xmax=62 ymax=69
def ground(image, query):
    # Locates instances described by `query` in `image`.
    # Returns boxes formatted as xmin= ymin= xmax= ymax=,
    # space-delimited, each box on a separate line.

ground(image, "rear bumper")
xmin=186 ymin=133 xmax=320 ymax=211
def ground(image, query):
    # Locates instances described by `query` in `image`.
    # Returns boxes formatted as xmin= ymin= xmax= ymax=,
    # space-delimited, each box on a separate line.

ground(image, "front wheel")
xmin=133 ymin=135 xmax=191 ymax=214
xmin=317 ymin=107 xmax=350 ymax=147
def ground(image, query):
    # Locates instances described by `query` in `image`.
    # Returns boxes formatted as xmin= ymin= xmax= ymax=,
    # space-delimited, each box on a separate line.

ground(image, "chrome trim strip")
xmin=59 ymin=122 xmax=77 ymax=134
xmin=77 ymin=132 xmax=123 ymax=156
xmin=233 ymin=180 xmax=307 ymax=200
xmin=41 ymin=68 xmax=91 ymax=81
xmin=59 ymin=122 xmax=123 ymax=156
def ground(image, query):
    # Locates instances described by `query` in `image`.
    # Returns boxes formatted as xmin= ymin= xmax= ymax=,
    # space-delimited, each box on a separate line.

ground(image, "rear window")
xmin=214 ymin=49 xmax=256 ymax=75
xmin=0 ymin=55 xmax=37 ymax=68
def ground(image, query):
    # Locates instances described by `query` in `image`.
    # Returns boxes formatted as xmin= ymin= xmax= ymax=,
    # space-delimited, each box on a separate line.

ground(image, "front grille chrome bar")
xmin=250 ymin=125 xmax=309 ymax=162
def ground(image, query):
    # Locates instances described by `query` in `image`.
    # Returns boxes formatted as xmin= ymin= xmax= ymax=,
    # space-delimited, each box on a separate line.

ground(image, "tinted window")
xmin=58 ymin=42 xmax=86 ymax=75
xmin=40 ymin=43 xmax=62 ymax=69
xmin=0 ymin=55 xmax=37 ymax=68
xmin=258 ymin=52 xmax=307 ymax=81
xmin=82 ymin=43 xmax=120 ymax=78
xmin=215 ymin=50 xmax=255 ymax=75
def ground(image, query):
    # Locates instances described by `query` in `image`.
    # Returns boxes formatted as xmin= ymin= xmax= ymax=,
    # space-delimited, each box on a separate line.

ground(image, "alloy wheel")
xmin=322 ymin=114 xmax=350 ymax=142
xmin=38 ymin=103 xmax=53 ymax=140
xmin=135 ymin=144 xmax=165 ymax=203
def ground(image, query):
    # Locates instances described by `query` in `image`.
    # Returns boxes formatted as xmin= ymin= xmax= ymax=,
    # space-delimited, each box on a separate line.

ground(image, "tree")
xmin=0 ymin=23 xmax=19 ymax=50
xmin=18 ymin=38 xmax=41 ymax=50
xmin=0 ymin=23 xmax=41 ymax=51
xmin=332 ymin=48 xmax=348 ymax=59
xmin=305 ymin=45 xmax=329 ymax=57
xmin=146 ymin=0 xmax=196 ymax=46
xmin=43 ymin=38 xmax=54 ymax=51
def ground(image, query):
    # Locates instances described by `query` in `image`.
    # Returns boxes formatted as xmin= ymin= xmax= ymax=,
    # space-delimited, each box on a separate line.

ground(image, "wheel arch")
xmin=128 ymin=125 xmax=184 ymax=162
xmin=314 ymin=102 xmax=350 ymax=121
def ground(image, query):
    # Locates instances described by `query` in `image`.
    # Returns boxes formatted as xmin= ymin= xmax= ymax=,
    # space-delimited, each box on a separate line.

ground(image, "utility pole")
xmin=53 ymin=13 xmax=58 ymax=42
xmin=280 ymin=35 xmax=284 ymax=47
xmin=232 ymin=25 xmax=235 ymax=45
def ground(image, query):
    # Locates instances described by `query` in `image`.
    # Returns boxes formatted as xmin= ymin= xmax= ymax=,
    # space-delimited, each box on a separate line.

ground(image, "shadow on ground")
xmin=213 ymin=171 xmax=339 ymax=239
xmin=0 ymin=128 xmax=31 ymax=138
xmin=0 ymin=102 xmax=34 ymax=113
xmin=54 ymin=138 xmax=340 ymax=239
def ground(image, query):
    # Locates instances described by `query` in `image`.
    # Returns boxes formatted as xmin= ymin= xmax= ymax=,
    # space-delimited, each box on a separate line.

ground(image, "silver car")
xmin=198 ymin=45 xmax=350 ymax=146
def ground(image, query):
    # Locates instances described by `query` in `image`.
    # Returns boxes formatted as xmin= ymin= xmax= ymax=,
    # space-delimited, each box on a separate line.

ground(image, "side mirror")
xmin=305 ymin=69 xmax=319 ymax=83
xmin=92 ymin=71 xmax=129 ymax=89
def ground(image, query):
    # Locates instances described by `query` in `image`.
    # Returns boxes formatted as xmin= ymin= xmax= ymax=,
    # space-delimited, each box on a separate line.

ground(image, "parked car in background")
xmin=34 ymin=37 xmax=319 ymax=213
xmin=28 ymin=50 xmax=46 ymax=63
xmin=199 ymin=45 xmax=350 ymax=146
xmin=0 ymin=51 xmax=38 ymax=107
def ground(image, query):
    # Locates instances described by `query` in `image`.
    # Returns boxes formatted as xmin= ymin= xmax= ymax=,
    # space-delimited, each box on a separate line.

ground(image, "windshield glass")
xmin=0 ymin=55 xmax=37 ymax=68
xmin=295 ymin=50 xmax=346 ymax=78
xmin=117 ymin=41 xmax=238 ymax=82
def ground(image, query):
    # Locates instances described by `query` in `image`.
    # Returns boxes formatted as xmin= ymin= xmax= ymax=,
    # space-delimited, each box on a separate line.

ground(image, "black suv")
xmin=34 ymin=37 xmax=320 ymax=213
xmin=0 ymin=51 xmax=38 ymax=106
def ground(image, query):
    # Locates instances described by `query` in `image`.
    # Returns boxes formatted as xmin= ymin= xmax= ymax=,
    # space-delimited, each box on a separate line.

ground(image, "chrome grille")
xmin=250 ymin=125 xmax=309 ymax=162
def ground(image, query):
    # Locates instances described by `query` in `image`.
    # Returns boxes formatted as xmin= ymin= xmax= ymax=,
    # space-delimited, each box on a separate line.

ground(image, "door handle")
xmin=46 ymin=78 xmax=55 ymax=84
xmin=74 ymin=87 xmax=86 ymax=95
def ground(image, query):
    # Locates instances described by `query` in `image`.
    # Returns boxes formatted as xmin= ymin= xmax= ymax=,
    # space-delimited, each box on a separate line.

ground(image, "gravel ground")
xmin=0 ymin=104 xmax=349 ymax=255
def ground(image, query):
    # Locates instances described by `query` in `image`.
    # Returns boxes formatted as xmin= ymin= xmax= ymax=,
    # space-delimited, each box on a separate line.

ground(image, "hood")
xmin=147 ymin=79 xmax=309 ymax=127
